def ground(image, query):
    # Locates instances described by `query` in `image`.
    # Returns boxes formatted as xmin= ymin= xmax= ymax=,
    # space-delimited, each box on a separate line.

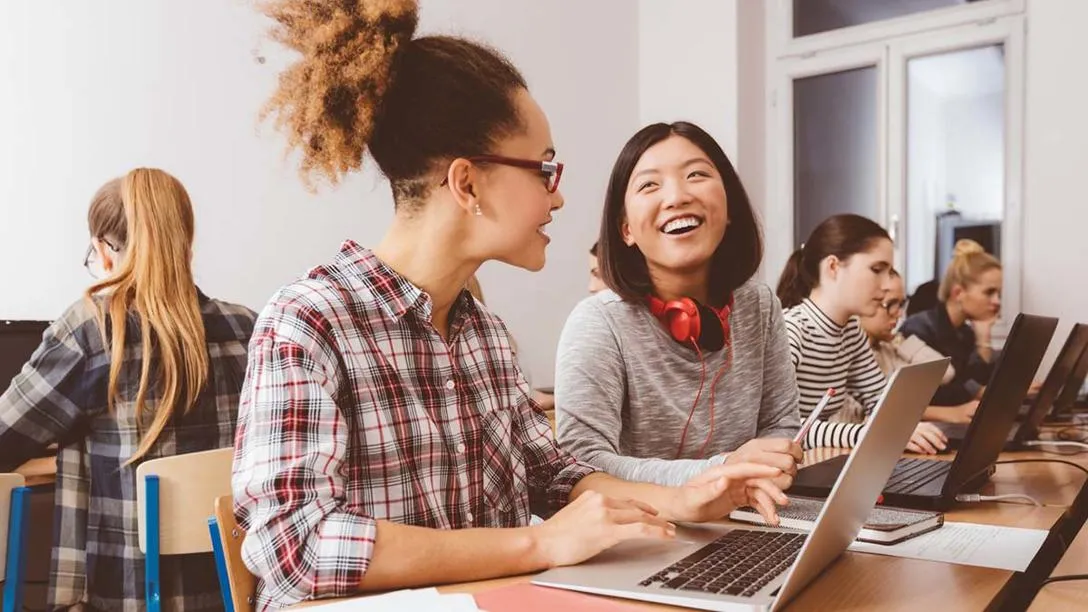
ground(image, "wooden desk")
xmin=289 ymin=449 xmax=1087 ymax=611
xmin=15 ymin=455 xmax=56 ymax=487
xmin=1030 ymin=518 xmax=1088 ymax=610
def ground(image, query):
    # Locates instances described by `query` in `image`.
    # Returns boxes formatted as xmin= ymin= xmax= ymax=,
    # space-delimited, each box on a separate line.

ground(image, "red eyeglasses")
xmin=441 ymin=155 xmax=564 ymax=193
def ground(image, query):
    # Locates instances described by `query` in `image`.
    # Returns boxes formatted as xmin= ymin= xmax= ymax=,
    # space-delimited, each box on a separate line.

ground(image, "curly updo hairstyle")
xmin=259 ymin=0 xmax=528 ymax=205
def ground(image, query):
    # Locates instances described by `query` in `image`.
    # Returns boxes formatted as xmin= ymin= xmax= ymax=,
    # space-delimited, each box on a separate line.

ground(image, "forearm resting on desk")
xmin=362 ymin=491 xmax=676 ymax=591
xmin=359 ymin=521 xmax=544 ymax=592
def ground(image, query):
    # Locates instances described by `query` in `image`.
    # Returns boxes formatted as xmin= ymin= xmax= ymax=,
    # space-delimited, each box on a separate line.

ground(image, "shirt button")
xmin=466 ymin=512 xmax=474 ymax=524
xmin=456 ymin=443 xmax=466 ymax=454
xmin=445 ymin=379 xmax=455 ymax=390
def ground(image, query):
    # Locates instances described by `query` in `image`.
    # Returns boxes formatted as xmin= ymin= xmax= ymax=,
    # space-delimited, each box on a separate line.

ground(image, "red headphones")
xmin=647 ymin=294 xmax=735 ymax=459
xmin=647 ymin=295 xmax=733 ymax=351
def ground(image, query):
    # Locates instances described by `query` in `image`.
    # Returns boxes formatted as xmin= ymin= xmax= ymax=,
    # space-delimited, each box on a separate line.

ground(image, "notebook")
xmin=728 ymin=496 xmax=944 ymax=545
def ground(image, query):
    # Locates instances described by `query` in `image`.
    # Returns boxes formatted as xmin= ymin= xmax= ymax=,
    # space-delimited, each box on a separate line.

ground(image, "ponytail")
xmin=85 ymin=168 xmax=208 ymax=465
xmin=775 ymin=214 xmax=891 ymax=309
xmin=938 ymin=239 xmax=1001 ymax=301
xmin=776 ymin=248 xmax=815 ymax=309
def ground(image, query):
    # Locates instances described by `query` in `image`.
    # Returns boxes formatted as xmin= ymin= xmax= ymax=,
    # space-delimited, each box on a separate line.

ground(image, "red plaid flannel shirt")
xmin=232 ymin=241 xmax=596 ymax=610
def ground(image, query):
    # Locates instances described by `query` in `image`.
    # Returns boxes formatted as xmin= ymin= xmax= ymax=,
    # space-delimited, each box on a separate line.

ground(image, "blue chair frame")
xmin=208 ymin=517 xmax=234 ymax=612
xmin=2 ymin=486 xmax=31 ymax=612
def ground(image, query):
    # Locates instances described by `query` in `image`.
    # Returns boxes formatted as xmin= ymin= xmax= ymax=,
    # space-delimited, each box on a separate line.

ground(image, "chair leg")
xmin=145 ymin=476 xmax=161 ymax=612
xmin=208 ymin=518 xmax=234 ymax=612
xmin=2 ymin=487 xmax=31 ymax=612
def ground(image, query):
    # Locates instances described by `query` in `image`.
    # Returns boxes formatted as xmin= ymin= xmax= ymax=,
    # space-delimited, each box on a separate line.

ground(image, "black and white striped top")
xmin=783 ymin=299 xmax=888 ymax=449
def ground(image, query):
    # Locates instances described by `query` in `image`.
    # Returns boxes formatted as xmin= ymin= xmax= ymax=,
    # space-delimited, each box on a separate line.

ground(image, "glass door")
xmin=887 ymin=17 xmax=1024 ymax=329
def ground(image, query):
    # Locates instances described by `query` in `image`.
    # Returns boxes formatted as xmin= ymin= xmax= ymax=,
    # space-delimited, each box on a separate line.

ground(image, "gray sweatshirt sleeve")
xmin=554 ymin=299 xmax=723 ymax=486
xmin=755 ymin=291 xmax=802 ymax=439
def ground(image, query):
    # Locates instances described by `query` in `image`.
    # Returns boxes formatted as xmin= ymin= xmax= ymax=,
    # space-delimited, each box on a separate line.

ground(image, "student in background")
xmin=0 ymin=169 xmax=256 ymax=612
xmin=776 ymin=214 xmax=947 ymax=453
xmin=899 ymin=239 xmax=1006 ymax=406
xmin=232 ymin=3 xmax=788 ymax=609
xmin=588 ymin=241 xmax=606 ymax=294
xmin=856 ymin=269 xmax=980 ymax=424
xmin=554 ymin=121 xmax=802 ymax=488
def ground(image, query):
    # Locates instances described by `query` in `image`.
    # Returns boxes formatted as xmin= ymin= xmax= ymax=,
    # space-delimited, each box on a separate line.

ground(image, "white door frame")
xmin=886 ymin=16 xmax=1025 ymax=334
xmin=771 ymin=0 xmax=1025 ymax=59
xmin=765 ymin=7 xmax=1025 ymax=336
xmin=766 ymin=44 xmax=888 ymax=287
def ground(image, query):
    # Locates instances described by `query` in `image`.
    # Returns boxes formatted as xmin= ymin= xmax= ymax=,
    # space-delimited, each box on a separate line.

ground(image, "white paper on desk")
xmin=300 ymin=587 xmax=479 ymax=612
xmin=848 ymin=521 xmax=1048 ymax=572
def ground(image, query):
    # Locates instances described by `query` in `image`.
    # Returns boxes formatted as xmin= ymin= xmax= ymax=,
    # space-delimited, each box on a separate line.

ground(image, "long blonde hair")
xmin=85 ymin=168 xmax=208 ymax=464
xmin=938 ymin=239 xmax=1002 ymax=302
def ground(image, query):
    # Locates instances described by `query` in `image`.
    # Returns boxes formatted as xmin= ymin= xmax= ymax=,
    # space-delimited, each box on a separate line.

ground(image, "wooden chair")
xmin=209 ymin=495 xmax=255 ymax=612
xmin=0 ymin=474 xmax=30 ymax=612
xmin=136 ymin=448 xmax=234 ymax=612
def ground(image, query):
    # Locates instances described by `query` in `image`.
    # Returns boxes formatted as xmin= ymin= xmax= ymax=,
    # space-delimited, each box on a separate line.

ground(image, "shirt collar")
xmin=335 ymin=240 xmax=427 ymax=321
xmin=334 ymin=240 xmax=479 ymax=327
xmin=801 ymin=298 xmax=846 ymax=336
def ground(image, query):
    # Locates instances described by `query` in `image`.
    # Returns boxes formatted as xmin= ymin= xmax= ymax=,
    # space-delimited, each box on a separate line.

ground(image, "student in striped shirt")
xmin=776 ymin=214 xmax=948 ymax=453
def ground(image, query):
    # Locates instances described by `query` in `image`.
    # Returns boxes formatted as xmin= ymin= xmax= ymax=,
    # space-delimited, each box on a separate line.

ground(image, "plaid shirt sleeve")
xmin=511 ymin=357 xmax=597 ymax=514
xmin=0 ymin=309 xmax=97 ymax=472
xmin=232 ymin=301 xmax=375 ymax=607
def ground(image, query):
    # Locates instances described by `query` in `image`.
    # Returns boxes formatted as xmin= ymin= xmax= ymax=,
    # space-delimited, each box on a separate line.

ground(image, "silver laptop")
xmin=532 ymin=357 xmax=950 ymax=612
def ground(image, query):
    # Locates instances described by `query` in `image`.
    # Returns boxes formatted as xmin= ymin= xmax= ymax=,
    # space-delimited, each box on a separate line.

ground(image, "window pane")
xmin=905 ymin=45 xmax=1005 ymax=294
xmin=793 ymin=66 xmax=880 ymax=247
xmin=794 ymin=0 xmax=993 ymax=38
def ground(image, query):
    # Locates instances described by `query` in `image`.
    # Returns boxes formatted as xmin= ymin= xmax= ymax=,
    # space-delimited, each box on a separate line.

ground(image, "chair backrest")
xmin=213 ymin=495 xmax=255 ymax=612
xmin=136 ymin=447 xmax=234 ymax=555
xmin=0 ymin=473 xmax=26 ymax=582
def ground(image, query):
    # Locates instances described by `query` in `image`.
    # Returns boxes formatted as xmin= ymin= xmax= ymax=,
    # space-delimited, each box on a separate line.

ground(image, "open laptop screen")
xmin=0 ymin=321 xmax=51 ymax=392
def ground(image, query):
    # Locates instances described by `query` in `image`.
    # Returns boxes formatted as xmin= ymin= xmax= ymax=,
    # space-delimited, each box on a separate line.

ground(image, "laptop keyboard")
xmin=884 ymin=458 xmax=951 ymax=494
xmin=638 ymin=529 xmax=805 ymax=598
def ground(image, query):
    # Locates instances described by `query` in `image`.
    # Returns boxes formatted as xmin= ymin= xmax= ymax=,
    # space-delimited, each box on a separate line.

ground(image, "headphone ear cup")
xmin=695 ymin=302 xmax=725 ymax=351
xmin=664 ymin=299 xmax=700 ymax=345
xmin=667 ymin=309 xmax=694 ymax=344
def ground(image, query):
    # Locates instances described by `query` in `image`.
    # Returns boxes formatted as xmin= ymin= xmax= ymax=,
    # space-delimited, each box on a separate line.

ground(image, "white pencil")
xmin=794 ymin=388 xmax=836 ymax=444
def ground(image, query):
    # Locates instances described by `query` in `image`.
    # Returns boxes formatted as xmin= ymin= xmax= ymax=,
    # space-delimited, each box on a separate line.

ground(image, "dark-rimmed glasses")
xmin=83 ymin=237 xmax=121 ymax=277
xmin=880 ymin=298 xmax=905 ymax=317
xmin=441 ymin=155 xmax=564 ymax=193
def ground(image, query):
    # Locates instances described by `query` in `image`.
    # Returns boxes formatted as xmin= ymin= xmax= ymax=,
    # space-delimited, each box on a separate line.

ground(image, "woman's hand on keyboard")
xmin=905 ymin=422 xmax=948 ymax=454
xmin=671 ymin=463 xmax=788 ymax=526
xmin=532 ymin=491 xmax=677 ymax=567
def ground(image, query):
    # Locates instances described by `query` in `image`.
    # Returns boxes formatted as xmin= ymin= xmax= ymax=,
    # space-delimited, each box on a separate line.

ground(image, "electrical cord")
xmin=954 ymin=492 xmax=1042 ymax=506
xmin=992 ymin=458 xmax=1088 ymax=477
xmin=1039 ymin=573 xmax=1088 ymax=588
xmin=1022 ymin=439 xmax=1088 ymax=455
xmin=950 ymin=458 xmax=1088 ymax=506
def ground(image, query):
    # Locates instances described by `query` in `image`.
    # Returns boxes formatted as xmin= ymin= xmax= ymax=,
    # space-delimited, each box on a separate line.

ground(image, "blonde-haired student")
xmin=900 ymin=239 xmax=1005 ymax=406
xmin=855 ymin=268 xmax=983 ymax=424
xmin=0 ymin=168 xmax=256 ymax=611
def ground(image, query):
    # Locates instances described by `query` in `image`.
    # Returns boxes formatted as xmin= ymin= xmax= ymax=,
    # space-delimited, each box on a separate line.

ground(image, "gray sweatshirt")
xmin=554 ymin=281 xmax=801 ymax=486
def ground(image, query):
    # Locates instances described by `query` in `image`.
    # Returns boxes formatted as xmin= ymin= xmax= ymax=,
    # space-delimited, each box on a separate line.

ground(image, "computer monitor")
xmin=934 ymin=214 xmax=1001 ymax=279
xmin=0 ymin=320 xmax=51 ymax=392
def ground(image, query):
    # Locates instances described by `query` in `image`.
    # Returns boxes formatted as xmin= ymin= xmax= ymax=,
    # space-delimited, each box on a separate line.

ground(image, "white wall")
xmin=1023 ymin=0 xmax=1088 ymax=376
xmin=637 ymin=0 xmax=739 ymax=159
xmin=0 ymin=0 xmax=640 ymax=387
